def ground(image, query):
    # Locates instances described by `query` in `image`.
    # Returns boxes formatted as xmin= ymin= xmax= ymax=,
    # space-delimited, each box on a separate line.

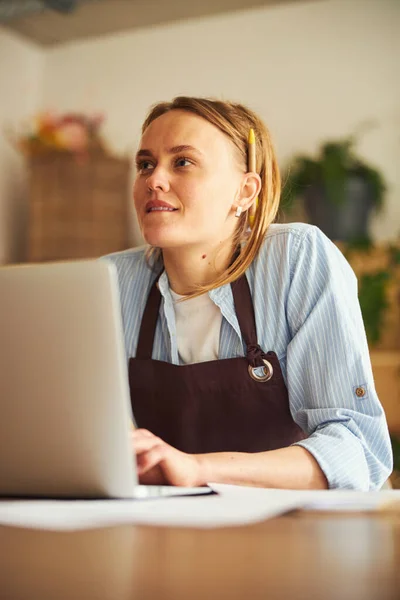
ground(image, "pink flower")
xmin=38 ymin=111 xmax=58 ymax=128
xmin=55 ymin=122 xmax=88 ymax=152
xmin=90 ymin=112 xmax=105 ymax=128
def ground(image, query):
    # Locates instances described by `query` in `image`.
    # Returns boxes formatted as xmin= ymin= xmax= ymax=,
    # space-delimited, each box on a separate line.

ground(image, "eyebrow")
xmin=135 ymin=145 xmax=203 ymax=160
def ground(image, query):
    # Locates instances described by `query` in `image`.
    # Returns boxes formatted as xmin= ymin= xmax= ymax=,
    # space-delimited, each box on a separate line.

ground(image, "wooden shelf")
xmin=26 ymin=153 xmax=131 ymax=262
xmin=370 ymin=351 xmax=400 ymax=367
xmin=370 ymin=350 xmax=400 ymax=434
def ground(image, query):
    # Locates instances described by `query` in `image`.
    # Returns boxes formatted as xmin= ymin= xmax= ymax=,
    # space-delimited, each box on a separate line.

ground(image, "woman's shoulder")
xmin=265 ymin=221 xmax=312 ymax=238
xmin=263 ymin=222 xmax=343 ymax=256
xmin=100 ymin=245 xmax=156 ymax=296
xmin=256 ymin=222 xmax=353 ymax=276
xmin=264 ymin=222 xmax=321 ymax=243
xmin=101 ymin=245 xmax=149 ymax=271
xmin=258 ymin=222 xmax=317 ymax=259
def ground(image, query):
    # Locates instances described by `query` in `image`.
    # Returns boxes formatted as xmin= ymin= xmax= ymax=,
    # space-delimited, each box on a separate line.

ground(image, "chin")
xmin=142 ymin=228 xmax=181 ymax=249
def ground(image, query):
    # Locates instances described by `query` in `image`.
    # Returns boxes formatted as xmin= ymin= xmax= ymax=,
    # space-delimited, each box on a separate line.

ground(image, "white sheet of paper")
xmin=0 ymin=486 xmax=399 ymax=531
xmin=295 ymin=489 xmax=400 ymax=512
xmin=0 ymin=485 xmax=303 ymax=531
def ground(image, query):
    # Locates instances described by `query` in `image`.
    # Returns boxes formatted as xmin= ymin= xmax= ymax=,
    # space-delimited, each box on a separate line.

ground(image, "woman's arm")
xmin=197 ymin=446 xmax=328 ymax=489
xmin=282 ymin=226 xmax=392 ymax=490
xmin=133 ymin=429 xmax=328 ymax=489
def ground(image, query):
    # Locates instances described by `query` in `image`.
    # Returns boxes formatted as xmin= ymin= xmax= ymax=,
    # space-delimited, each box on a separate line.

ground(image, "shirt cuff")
xmin=292 ymin=423 xmax=375 ymax=491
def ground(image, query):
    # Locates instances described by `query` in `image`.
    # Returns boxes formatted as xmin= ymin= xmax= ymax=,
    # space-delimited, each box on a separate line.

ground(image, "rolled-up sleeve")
xmin=286 ymin=226 xmax=393 ymax=490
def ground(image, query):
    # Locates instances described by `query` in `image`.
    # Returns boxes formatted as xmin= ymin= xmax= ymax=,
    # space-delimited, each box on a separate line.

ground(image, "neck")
xmin=162 ymin=239 xmax=235 ymax=295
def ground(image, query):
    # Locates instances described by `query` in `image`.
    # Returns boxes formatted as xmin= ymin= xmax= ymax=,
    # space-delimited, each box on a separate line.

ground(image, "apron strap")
xmin=136 ymin=270 xmax=266 ymax=367
xmin=231 ymin=275 xmax=267 ymax=368
xmin=135 ymin=276 xmax=162 ymax=359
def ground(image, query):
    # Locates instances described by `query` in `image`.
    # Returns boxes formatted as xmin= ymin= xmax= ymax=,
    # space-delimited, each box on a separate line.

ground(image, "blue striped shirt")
xmin=105 ymin=222 xmax=393 ymax=490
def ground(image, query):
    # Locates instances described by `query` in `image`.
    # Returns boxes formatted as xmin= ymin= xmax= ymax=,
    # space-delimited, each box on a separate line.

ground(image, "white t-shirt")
xmin=170 ymin=289 xmax=222 ymax=364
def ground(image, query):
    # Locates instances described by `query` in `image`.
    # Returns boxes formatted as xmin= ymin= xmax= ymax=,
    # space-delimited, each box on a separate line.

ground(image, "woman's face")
xmin=133 ymin=110 xmax=246 ymax=251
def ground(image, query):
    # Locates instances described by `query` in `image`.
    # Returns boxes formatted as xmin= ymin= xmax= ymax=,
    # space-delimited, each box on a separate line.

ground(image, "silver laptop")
xmin=0 ymin=259 xmax=212 ymax=499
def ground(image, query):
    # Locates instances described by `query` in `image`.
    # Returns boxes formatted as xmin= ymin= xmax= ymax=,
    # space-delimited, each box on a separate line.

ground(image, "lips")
xmin=145 ymin=200 xmax=177 ymax=214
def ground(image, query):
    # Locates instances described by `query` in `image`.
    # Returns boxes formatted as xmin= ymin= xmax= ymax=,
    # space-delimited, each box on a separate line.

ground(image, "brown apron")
xmin=128 ymin=273 xmax=305 ymax=454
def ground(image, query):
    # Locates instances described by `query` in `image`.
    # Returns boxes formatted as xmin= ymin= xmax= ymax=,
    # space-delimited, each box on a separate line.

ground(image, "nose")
xmin=146 ymin=166 xmax=170 ymax=193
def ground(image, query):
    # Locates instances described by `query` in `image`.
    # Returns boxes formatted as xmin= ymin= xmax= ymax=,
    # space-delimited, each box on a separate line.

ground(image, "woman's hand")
xmin=132 ymin=430 xmax=328 ymax=490
xmin=132 ymin=429 xmax=205 ymax=487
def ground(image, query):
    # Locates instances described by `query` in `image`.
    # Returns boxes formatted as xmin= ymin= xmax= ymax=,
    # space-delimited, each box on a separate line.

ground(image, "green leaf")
xmin=282 ymin=130 xmax=387 ymax=211
xmin=358 ymin=270 xmax=390 ymax=344
xmin=391 ymin=435 xmax=400 ymax=471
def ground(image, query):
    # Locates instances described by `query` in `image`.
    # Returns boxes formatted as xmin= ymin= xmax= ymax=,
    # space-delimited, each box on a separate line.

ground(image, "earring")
xmin=235 ymin=206 xmax=243 ymax=218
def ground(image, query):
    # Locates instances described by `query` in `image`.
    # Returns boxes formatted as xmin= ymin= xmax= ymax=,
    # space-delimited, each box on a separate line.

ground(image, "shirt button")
xmin=355 ymin=386 xmax=366 ymax=398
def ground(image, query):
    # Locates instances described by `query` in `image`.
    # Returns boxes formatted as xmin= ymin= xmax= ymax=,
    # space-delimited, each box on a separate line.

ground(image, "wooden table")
xmin=0 ymin=511 xmax=399 ymax=600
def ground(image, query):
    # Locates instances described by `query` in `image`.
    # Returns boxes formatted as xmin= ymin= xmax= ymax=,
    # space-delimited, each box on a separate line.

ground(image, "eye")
xmin=175 ymin=157 xmax=192 ymax=168
xmin=136 ymin=160 xmax=154 ymax=173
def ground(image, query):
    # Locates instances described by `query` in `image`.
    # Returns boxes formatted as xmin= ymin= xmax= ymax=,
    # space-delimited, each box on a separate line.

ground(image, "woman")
xmin=106 ymin=96 xmax=392 ymax=490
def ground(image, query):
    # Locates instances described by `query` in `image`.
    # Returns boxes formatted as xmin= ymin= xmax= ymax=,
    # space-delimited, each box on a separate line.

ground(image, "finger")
xmin=132 ymin=429 xmax=157 ymax=445
xmin=133 ymin=428 xmax=154 ymax=439
xmin=135 ymin=429 xmax=154 ymax=437
xmin=138 ymin=464 xmax=167 ymax=486
xmin=132 ymin=434 xmax=164 ymax=455
xmin=136 ymin=444 xmax=168 ymax=475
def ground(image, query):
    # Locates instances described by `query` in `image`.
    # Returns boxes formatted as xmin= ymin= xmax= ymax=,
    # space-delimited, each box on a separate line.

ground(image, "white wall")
xmin=1 ymin=0 xmax=399 ymax=259
xmin=0 ymin=28 xmax=44 ymax=263
xmin=42 ymin=0 xmax=400 ymax=245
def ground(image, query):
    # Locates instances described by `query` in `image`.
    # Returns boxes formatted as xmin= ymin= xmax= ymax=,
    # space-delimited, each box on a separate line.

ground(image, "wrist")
xmin=194 ymin=453 xmax=211 ymax=486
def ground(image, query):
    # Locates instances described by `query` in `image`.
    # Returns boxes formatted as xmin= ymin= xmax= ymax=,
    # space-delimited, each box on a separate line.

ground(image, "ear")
xmin=233 ymin=172 xmax=262 ymax=214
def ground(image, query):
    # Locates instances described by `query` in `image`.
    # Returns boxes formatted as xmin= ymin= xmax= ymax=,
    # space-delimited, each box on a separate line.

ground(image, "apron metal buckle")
xmin=248 ymin=359 xmax=274 ymax=382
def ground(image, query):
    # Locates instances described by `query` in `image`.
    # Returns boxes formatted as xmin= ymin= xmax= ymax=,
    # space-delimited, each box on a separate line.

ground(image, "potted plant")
xmin=15 ymin=111 xmax=107 ymax=157
xmin=354 ymin=242 xmax=400 ymax=345
xmin=390 ymin=434 xmax=400 ymax=488
xmin=282 ymin=129 xmax=386 ymax=243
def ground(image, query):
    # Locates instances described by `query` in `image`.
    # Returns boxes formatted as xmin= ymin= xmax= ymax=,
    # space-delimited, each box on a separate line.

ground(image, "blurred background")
xmin=1 ymin=0 xmax=399 ymax=260
xmin=0 ymin=0 xmax=399 ymax=478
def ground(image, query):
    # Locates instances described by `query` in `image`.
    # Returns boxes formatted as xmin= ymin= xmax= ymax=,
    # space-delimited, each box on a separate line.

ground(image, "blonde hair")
xmin=141 ymin=96 xmax=281 ymax=297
